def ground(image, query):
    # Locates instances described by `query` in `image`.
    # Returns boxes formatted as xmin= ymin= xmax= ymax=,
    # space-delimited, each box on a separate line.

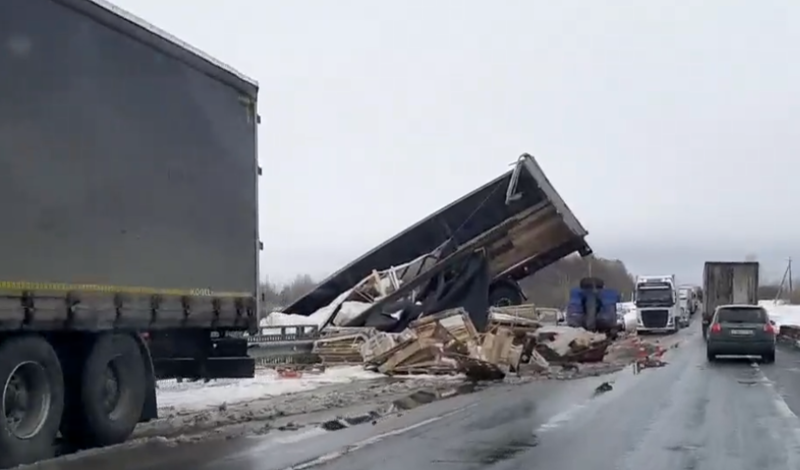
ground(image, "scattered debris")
xmin=312 ymin=329 xmax=376 ymax=365
xmin=531 ymin=325 xmax=612 ymax=367
xmin=369 ymin=309 xmax=501 ymax=379
xmin=349 ymin=306 xmax=622 ymax=378
xmin=262 ymin=282 xmax=671 ymax=380
xmin=594 ymin=381 xmax=613 ymax=394
xmin=277 ymin=368 xmax=303 ymax=379
xmin=778 ymin=325 xmax=800 ymax=344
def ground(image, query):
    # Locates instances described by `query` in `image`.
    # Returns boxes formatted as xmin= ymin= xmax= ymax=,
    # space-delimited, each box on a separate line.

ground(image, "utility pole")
xmin=789 ymin=257 xmax=793 ymax=296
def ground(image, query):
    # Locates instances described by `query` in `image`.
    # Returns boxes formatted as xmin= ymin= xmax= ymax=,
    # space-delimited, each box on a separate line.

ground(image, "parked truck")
xmin=634 ymin=275 xmax=681 ymax=333
xmin=702 ymin=262 xmax=759 ymax=338
xmin=678 ymin=285 xmax=700 ymax=324
xmin=284 ymin=153 xmax=593 ymax=321
xmin=0 ymin=1 xmax=260 ymax=467
xmin=566 ymin=277 xmax=621 ymax=336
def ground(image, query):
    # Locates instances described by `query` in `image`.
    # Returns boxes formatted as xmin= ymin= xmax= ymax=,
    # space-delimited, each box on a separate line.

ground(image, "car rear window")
xmin=716 ymin=307 xmax=767 ymax=323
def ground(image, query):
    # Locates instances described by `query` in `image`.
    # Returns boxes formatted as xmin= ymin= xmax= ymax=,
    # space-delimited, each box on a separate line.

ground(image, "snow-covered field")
xmin=156 ymin=366 xmax=382 ymax=414
xmin=760 ymin=300 xmax=800 ymax=329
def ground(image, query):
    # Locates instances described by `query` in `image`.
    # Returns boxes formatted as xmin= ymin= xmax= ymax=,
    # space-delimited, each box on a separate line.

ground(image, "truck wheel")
xmin=488 ymin=284 xmax=523 ymax=307
xmin=0 ymin=335 xmax=64 ymax=468
xmin=61 ymin=333 xmax=146 ymax=448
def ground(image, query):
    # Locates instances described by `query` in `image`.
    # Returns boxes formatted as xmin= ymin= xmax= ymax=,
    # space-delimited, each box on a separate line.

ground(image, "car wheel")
xmin=763 ymin=350 xmax=776 ymax=364
xmin=706 ymin=350 xmax=716 ymax=362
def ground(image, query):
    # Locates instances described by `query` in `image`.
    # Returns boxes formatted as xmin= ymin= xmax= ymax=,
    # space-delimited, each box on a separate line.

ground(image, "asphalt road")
xmin=40 ymin=321 xmax=800 ymax=470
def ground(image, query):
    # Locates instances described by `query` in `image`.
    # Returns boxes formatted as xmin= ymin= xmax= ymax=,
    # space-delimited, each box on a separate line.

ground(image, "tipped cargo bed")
xmin=285 ymin=153 xmax=592 ymax=316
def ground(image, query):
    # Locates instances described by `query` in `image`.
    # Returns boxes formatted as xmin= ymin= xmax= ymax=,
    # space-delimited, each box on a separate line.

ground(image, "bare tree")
xmin=277 ymin=274 xmax=317 ymax=305
xmin=259 ymin=255 xmax=637 ymax=313
xmin=518 ymin=255 xmax=635 ymax=307
xmin=260 ymin=274 xmax=319 ymax=313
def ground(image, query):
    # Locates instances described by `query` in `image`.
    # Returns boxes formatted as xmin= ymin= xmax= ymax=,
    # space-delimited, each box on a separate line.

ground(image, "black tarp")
xmin=350 ymin=251 xmax=492 ymax=333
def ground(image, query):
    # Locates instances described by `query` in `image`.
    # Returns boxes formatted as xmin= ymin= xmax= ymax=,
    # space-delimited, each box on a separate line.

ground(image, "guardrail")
xmin=156 ymin=325 xmax=325 ymax=387
xmin=245 ymin=324 xmax=322 ymax=366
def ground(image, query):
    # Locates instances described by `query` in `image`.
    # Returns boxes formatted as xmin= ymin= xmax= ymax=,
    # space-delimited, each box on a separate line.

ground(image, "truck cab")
xmin=677 ymin=286 xmax=695 ymax=326
xmin=635 ymin=275 xmax=680 ymax=333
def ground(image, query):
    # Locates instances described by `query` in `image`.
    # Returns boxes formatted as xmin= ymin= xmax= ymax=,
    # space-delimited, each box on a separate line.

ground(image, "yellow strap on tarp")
xmin=0 ymin=280 xmax=252 ymax=298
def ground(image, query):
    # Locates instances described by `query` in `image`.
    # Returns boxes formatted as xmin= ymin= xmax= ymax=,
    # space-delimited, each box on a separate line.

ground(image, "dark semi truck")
xmin=0 ymin=1 xmax=260 ymax=466
xmin=702 ymin=261 xmax=759 ymax=338
xmin=284 ymin=153 xmax=593 ymax=325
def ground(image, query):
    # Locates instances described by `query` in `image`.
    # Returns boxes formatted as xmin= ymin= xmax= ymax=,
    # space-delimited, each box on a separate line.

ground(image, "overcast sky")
xmin=114 ymin=0 xmax=799 ymax=284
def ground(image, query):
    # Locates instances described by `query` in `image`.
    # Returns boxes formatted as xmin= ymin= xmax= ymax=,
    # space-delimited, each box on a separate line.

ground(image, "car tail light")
xmin=710 ymin=323 xmax=722 ymax=334
xmin=764 ymin=323 xmax=776 ymax=335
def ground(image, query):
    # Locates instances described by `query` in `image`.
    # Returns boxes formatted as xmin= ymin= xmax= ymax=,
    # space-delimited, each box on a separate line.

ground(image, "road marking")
xmin=283 ymin=405 xmax=475 ymax=470
xmin=753 ymin=362 xmax=800 ymax=466
xmin=271 ymin=427 xmax=329 ymax=444
xmin=535 ymin=402 xmax=589 ymax=432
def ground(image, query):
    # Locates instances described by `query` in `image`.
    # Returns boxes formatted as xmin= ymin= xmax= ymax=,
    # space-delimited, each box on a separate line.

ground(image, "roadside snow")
xmin=260 ymin=289 xmax=357 ymax=332
xmin=760 ymin=300 xmax=800 ymax=329
xmin=156 ymin=366 xmax=382 ymax=413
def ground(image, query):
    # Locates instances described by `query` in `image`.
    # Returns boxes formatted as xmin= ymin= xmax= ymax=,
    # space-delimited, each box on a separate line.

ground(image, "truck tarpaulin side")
xmin=0 ymin=0 xmax=260 ymax=332
xmin=702 ymin=261 xmax=759 ymax=336
xmin=0 ymin=1 xmax=261 ymax=466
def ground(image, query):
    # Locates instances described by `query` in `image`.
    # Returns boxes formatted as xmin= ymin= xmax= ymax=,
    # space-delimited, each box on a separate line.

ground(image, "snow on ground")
xmin=156 ymin=366 xmax=383 ymax=414
xmin=257 ymin=298 xmax=373 ymax=336
xmin=760 ymin=300 xmax=800 ymax=329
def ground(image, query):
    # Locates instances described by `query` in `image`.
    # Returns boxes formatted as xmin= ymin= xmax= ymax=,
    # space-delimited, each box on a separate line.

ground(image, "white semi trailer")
xmin=635 ymin=275 xmax=680 ymax=334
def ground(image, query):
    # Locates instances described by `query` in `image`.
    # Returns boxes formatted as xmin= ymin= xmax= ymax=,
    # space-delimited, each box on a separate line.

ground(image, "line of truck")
xmin=625 ymin=275 xmax=701 ymax=334
xmin=624 ymin=263 xmax=761 ymax=340
xmin=701 ymin=261 xmax=760 ymax=337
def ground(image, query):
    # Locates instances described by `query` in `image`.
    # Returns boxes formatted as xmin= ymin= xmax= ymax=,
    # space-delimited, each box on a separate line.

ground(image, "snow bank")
xmin=760 ymin=300 xmax=800 ymax=329
xmin=260 ymin=288 xmax=357 ymax=332
xmin=156 ymin=366 xmax=382 ymax=413
xmin=259 ymin=253 xmax=440 ymax=333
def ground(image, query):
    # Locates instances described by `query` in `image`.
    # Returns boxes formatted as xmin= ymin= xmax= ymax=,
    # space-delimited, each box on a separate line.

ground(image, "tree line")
xmin=262 ymin=258 xmax=800 ymax=313
xmin=261 ymin=254 xmax=637 ymax=312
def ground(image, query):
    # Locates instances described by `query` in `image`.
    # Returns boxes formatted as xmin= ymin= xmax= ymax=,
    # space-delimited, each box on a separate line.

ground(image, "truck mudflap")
xmin=146 ymin=331 xmax=255 ymax=380
xmin=152 ymin=356 xmax=255 ymax=380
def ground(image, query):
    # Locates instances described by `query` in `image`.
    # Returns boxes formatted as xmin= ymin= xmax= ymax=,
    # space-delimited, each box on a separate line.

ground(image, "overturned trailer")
xmin=283 ymin=154 xmax=592 ymax=332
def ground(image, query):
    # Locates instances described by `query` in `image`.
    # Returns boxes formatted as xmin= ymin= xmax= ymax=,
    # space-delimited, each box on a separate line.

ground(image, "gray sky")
xmin=115 ymin=0 xmax=800 ymax=284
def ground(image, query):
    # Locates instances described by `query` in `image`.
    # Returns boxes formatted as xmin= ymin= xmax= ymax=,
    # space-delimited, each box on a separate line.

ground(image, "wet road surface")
xmin=39 ymin=322 xmax=800 ymax=470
